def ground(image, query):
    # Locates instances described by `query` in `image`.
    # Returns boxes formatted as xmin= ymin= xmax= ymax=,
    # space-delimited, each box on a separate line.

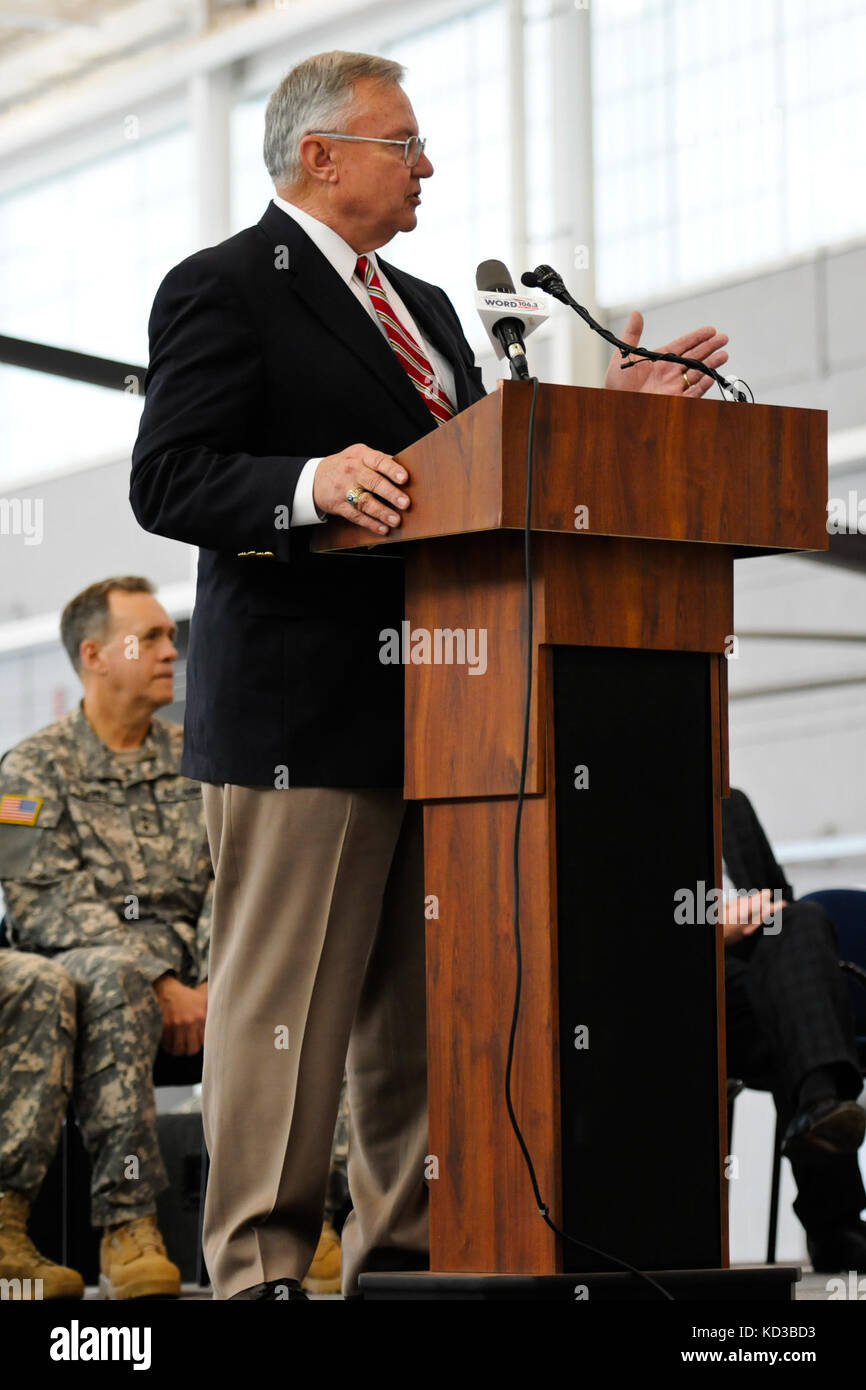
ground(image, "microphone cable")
xmin=521 ymin=265 xmax=754 ymax=404
xmin=504 ymin=375 xmax=676 ymax=1300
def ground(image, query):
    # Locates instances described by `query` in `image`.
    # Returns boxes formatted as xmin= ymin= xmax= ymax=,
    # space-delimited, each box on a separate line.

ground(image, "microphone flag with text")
xmin=475 ymin=259 xmax=548 ymax=380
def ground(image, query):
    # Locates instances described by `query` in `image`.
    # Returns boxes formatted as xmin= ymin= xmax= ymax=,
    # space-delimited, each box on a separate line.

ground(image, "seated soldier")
xmin=0 ymin=576 xmax=212 ymax=1299
xmin=722 ymin=787 xmax=866 ymax=1272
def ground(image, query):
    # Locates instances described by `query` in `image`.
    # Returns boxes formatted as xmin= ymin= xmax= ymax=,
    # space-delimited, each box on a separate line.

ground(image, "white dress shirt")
xmin=272 ymin=195 xmax=457 ymax=527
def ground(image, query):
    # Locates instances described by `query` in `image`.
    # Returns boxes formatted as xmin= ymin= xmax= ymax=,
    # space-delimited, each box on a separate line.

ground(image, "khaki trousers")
xmin=199 ymin=784 xmax=428 ymax=1298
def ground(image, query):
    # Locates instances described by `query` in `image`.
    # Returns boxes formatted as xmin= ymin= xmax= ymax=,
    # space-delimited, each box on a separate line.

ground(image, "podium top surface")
xmin=311 ymin=381 xmax=828 ymax=558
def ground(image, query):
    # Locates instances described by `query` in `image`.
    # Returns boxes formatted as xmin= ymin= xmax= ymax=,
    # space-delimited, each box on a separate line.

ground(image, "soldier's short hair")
xmin=60 ymin=577 xmax=155 ymax=674
xmin=263 ymin=50 xmax=406 ymax=188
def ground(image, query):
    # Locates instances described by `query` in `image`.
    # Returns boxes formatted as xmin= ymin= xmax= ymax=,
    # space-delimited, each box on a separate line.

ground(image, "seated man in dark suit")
xmin=723 ymin=787 xmax=866 ymax=1271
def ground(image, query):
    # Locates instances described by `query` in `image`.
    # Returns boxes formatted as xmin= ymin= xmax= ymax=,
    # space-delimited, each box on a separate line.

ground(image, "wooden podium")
xmin=313 ymin=381 xmax=827 ymax=1298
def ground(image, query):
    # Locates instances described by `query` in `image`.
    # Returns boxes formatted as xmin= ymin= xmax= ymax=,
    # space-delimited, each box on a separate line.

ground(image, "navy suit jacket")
xmin=130 ymin=201 xmax=486 ymax=786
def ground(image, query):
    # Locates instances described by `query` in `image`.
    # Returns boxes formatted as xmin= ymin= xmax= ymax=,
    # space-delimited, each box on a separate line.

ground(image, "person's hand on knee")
xmin=153 ymin=973 xmax=207 ymax=1053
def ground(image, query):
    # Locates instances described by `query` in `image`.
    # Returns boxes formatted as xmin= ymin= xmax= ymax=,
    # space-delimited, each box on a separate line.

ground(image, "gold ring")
xmin=346 ymin=486 xmax=365 ymax=507
xmin=682 ymin=371 xmax=691 ymax=389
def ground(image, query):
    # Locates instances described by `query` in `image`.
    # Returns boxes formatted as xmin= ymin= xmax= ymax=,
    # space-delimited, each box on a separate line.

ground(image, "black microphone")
xmin=521 ymin=265 xmax=567 ymax=300
xmin=475 ymin=259 xmax=531 ymax=380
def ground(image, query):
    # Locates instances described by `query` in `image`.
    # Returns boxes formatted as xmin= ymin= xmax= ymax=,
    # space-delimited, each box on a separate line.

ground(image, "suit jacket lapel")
xmin=257 ymin=203 xmax=437 ymax=438
xmin=380 ymin=257 xmax=477 ymax=413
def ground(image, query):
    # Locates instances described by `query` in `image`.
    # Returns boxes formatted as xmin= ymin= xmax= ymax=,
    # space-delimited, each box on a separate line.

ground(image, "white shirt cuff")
xmin=291 ymin=457 xmax=327 ymax=526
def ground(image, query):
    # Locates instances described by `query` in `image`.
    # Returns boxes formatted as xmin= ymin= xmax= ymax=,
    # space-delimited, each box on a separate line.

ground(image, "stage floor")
xmin=76 ymin=1268 xmax=844 ymax=1301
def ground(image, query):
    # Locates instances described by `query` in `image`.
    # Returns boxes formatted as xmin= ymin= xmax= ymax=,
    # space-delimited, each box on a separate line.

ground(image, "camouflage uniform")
xmin=0 ymin=704 xmax=212 ymax=1227
xmin=0 ymin=951 xmax=76 ymax=1203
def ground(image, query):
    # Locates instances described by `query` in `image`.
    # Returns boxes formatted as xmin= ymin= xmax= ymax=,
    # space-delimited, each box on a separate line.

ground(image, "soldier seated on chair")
xmin=722 ymin=786 xmax=866 ymax=1274
xmin=0 ymin=576 xmax=212 ymax=1300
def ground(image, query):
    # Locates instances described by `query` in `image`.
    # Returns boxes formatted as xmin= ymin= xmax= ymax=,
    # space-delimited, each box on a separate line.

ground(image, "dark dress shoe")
xmin=807 ymin=1220 xmax=866 ymax=1273
xmin=228 ymin=1278 xmax=308 ymax=1300
xmin=781 ymin=1098 xmax=866 ymax=1160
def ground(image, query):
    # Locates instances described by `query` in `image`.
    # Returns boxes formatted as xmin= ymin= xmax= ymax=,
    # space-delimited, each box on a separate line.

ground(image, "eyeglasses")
xmin=309 ymin=132 xmax=427 ymax=167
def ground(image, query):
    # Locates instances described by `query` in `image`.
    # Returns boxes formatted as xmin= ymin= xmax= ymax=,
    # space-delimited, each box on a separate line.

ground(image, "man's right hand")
xmin=722 ymin=889 xmax=787 ymax=946
xmin=153 ymin=974 xmax=207 ymax=1055
xmin=313 ymin=445 xmax=411 ymax=536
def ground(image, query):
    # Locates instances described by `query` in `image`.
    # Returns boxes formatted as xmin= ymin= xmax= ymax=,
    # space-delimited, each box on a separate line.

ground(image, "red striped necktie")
xmin=355 ymin=254 xmax=456 ymax=426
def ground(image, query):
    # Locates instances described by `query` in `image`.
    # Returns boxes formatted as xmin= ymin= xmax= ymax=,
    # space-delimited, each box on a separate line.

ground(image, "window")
xmin=592 ymin=0 xmax=866 ymax=305
xmin=0 ymin=127 xmax=193 ymax=363
xmin=0 ymin=126 xmax=193 ymax=482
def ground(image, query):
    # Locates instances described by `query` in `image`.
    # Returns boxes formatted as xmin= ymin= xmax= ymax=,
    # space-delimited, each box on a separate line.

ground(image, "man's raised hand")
xmin=313 ymin=444 xmax=410 ymax=535
xmin=604 ymin=311 xmax=729 ymax=398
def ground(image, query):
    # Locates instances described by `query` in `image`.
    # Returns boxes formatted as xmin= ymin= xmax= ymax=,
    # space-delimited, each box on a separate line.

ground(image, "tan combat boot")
xmin=302 ymin=1220 xmax=341 ymax=1295
xmin=0 ymin=1187 xmax=84 ymax=1300
xmin=99 ymin=1213 xmax=180 ymax=1300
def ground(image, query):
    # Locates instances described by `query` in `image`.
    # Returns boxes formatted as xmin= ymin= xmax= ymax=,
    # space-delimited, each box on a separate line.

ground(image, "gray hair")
xmin=263 ymin=50 xmax=406 ymax=188
xmin=60 ymin=576 xmax=155 ymax=674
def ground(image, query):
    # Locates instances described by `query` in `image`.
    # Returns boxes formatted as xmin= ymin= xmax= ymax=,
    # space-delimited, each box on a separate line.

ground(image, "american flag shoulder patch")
xmin=0 ymin=795 xmax=43 ymax=826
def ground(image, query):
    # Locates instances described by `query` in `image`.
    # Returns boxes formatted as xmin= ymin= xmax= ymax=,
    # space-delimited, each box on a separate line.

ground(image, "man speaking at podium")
xmin=131 ymin=49 xmax=728 ymax=1299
